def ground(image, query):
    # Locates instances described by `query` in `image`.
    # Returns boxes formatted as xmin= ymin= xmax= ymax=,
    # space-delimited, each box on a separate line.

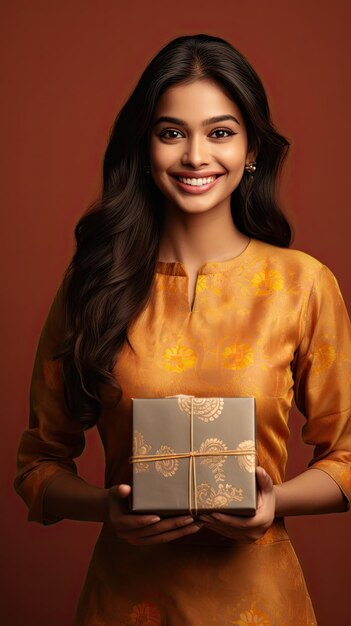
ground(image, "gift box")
xmin=130 ymin=396 xmax=257 ymax=517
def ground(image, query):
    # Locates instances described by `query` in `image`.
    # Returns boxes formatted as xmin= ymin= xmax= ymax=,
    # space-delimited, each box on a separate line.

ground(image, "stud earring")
xmin=244 ymin=161 xmax=257 ymax=175
xmin=144 ymin=164 xmax=151 ymax=175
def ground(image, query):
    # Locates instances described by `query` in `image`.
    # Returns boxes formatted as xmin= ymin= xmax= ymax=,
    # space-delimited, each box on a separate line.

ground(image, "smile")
xmin=178 ymin=175 xmax=216 ymax=186
xmin=172 ymin=174 xmax=224 ymax=194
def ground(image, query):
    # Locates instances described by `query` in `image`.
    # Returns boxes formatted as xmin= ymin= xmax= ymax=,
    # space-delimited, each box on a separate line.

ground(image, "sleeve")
xmin=292 ymin=264 xmax=351 ymax=509
xmin=13 ymin=282 xmax=86 ymax=525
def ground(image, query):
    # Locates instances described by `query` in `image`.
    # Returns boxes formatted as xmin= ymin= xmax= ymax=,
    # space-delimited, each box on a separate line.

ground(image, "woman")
xmin=14 ymin=34 xmax=351 ymax=625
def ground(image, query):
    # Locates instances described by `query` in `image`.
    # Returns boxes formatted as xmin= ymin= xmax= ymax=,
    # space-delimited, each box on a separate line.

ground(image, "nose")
xmin=181 ymin=135 xmax=210 ymax=168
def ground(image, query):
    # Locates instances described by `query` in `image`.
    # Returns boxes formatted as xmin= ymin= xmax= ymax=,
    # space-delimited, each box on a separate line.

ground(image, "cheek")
xmin=149 ymin=143 xmax=171 ymax=194
xmin=220 ymin=144 xmax=247 ymax=168
xmin=150 ymin=140 xmax=171 ymax=171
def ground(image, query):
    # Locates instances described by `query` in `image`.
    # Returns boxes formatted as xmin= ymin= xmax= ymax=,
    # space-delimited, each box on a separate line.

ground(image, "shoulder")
xmin=247 ymin=239 xmax=345 ymax=303
xmin=250 ymin=238 xmax=329 ymax=283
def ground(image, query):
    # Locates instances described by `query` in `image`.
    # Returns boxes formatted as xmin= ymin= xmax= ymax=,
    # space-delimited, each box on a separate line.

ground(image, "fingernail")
xmin=199 ymin=515 xmax=212 ymax=522
xmin=183 ymin=517 xmax=195 ymax=525
xmin=191 ymin=524 xmax=202 ymax=531
xmin=150 ymin=516 xmax=161 ymax=523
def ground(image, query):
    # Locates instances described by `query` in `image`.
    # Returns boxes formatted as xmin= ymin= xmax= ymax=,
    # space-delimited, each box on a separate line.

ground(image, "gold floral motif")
xmin=199 ymin=438 xmax=228 ymax=482
xmin=162 ymin=343 xmax=197 ymax=373
xmin=236 ymin=440 xmax=256 ymax=473
xmin=196 ymin=482 xmax=244 ymax=508
xmin=178 ymin=397 xmax=224 ymax=421
xmin=232 ymin=607 xmax=270 ymax=625
xmin=196 ymin=274 xmax=222 ymax=297
xmin=196 ymin=274 xmax=208 ymax=292
xmin=155 ymin=444 xmax=179 ymax=477
xmin=313 ymin=342 xmax=336 ymax=372
xmin=129 ymin=600 xmax=161 ymax=626
xmin=251 ymin=267 xmax=284 ymax=296
xmin=133 ymin=431 xmax=152 ymax=474
xmin=222 ymin=343 xmax=254 ymax=370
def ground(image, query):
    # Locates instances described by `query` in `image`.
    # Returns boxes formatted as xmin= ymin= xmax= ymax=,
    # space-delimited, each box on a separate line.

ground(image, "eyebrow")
xmin=153 ymin=114 xmax=241 ymax=127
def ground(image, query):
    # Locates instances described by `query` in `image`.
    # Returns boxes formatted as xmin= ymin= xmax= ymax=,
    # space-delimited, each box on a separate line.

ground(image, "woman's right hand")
xmin=107 ymin=484 xmax=202 ymax=545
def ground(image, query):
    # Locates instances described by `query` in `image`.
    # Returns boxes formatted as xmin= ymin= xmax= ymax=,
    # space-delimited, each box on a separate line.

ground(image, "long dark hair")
xmin=54 ymin=33 xmax=291 ymax=429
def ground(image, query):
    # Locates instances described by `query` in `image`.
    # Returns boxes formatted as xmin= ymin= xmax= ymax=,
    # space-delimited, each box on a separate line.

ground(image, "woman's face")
xmin=149 ymin=78 xmax=254 ymax=217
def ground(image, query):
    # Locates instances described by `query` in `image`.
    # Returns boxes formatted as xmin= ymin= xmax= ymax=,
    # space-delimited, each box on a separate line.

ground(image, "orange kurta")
xmin=14 ymin=238 xmax=351 ymax=626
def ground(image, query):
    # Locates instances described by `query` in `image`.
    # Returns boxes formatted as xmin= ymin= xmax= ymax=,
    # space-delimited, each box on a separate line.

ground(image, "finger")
xmin=125 ymin=515 xmax=196 ymax=538
xmin=108 ymin=484 xmax=132 ymax=506
xmin=130 ymin=522 xmax=202 ymax=545
xmin=199 ymin=519 xmax=262 ymax=543
xmin=200 ymin=511 xmax=269 ymax=532
xmin=116 ymin=483 xmax=132 ymax=498
xmin=198 ymin=519 xmax=254 ymax=542
xmin=113 ymin=513 xmax=162 ymax=531
xmin=114 ymin=513 xmax=196 ymax=532
xmin=200 ymin=512 xmax=253 ymax=529
xmin=256 ymin=467 xmax=273 ymax=493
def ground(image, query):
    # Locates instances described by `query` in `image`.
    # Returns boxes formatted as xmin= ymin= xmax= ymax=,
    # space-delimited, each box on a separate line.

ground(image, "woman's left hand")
xmin=198 ymin=466 xmax=276 ymax=543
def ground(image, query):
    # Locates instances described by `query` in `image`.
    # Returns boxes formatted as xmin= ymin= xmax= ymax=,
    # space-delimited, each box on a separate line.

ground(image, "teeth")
xmin=178 ymin=176 xmax=217 ymax=186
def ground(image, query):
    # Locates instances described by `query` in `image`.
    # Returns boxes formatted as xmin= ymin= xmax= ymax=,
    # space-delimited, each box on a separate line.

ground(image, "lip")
xmin=171 ymin=171 xmax=225 ymax=178
xmin=171 ymin=173 xmax=225 ymax=194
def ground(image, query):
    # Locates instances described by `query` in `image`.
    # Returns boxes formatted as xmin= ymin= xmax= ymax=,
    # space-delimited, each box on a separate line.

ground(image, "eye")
xmin=159 ymin=129 xmax=183 ymax=140
xmin=210 ymin=128 xmax=237 ymax=139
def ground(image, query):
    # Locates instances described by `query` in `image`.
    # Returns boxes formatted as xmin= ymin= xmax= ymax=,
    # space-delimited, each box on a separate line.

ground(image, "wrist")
xmin=99 ymin=488 xmax=112 ymax=523
xmin=44 ymin=473 xmax=111 ymax=523
xmin=273 ymin=483 xmax=282 ymax=517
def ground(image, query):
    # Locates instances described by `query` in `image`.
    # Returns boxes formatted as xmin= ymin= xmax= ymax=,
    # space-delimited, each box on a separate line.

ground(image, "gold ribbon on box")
xmin=130 ymin=396 xmax=257 ymax=516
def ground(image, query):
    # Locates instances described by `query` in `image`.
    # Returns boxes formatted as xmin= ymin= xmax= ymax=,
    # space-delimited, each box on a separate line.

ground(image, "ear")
xmin=245 ymin=149 xmax=257 ymax=165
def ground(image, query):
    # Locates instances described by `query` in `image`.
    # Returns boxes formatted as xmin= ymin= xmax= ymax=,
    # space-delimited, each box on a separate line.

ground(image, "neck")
xmin=158 ymin=202 xmax=250 ymax=269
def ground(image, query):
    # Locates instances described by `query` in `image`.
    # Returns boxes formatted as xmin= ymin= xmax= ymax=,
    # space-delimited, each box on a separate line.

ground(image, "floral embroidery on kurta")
xmin=221 ymin=343 xmax=254 ymax=370
xmin=251 ymin=268 xmax=284 ymax=295
xmin=312 ymin=342 xmax=336 ymax=371
xmin=232 ymin=607 xmax=270 ymax=625
xmin=162 ymin=343 xmax=197 ymax=372
xmin=129 ymin=601 xmax=161 ymax=626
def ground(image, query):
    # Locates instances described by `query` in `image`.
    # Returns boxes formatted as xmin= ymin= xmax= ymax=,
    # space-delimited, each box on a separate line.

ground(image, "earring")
xmin=244 ymin=161 xmax=257 ymax=175
xmin=144 ymin=164 xmax=151 ymax=174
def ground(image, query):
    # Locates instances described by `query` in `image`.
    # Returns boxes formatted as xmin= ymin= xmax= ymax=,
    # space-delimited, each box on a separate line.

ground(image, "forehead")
xmin=153 ymin=78 xmax=244 ymax=124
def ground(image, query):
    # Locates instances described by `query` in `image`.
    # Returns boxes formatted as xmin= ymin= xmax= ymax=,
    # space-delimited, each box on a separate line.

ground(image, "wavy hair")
xmin=54 ymin=33 xmax=292 ymax=429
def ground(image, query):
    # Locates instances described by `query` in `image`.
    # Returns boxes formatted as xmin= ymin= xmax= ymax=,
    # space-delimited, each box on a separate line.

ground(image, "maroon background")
xmin=2 ymin=1 xmax=350 ymax=624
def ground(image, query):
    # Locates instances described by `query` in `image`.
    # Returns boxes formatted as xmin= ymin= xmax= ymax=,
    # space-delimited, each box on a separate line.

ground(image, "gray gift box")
xmin=130 ymin=396 xmax=257 ymax=517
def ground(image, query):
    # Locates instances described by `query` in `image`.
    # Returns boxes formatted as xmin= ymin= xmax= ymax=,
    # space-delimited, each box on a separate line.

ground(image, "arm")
xmin=15 ymin=283 xmax=201 ymax=542
xmin=273 ymin=467 xmax=348 ymax=516
xmin=272 ymin=265 xmax=351 ymax=519
xmin=199 ymin=465 xmax=348 ymax=543
xmin=43 ymin=474 xmax=202 ymax=544
xmin=43 ymin=473 xmax=109 ymax=523
xmin=200 ymin=264 xmax=351 ymax=540
xmin=290 ymin=265 xmax=351 ymax=512
xmin=13 ymin=283 xmax=88 ymax=525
